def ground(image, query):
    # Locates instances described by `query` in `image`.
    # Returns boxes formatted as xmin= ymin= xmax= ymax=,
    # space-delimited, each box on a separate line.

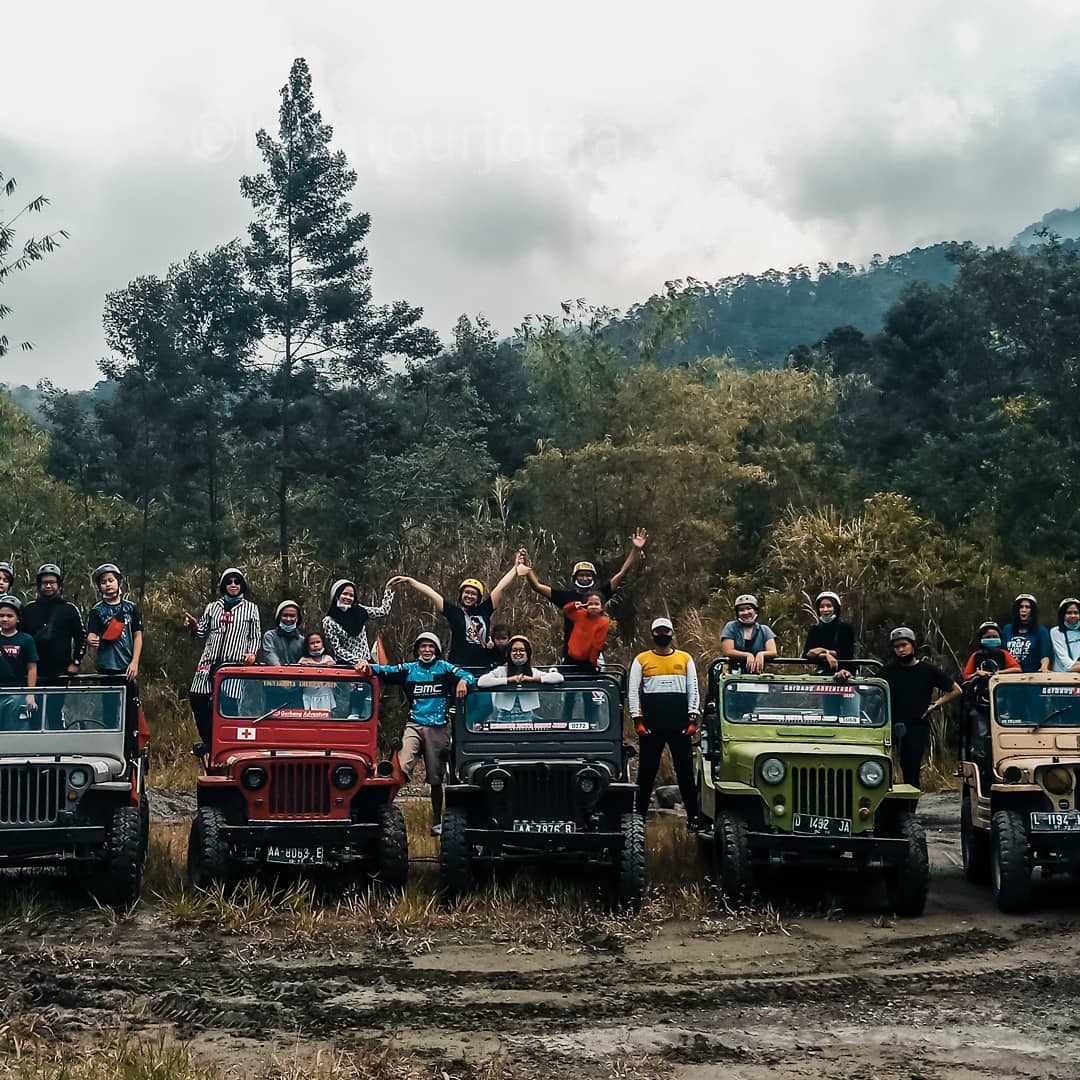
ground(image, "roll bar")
xmin=709 ymin=656 xmax=883 ymax=674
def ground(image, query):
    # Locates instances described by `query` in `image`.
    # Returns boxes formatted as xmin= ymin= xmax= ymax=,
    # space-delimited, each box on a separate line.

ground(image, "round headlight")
xmin=241 ymin=765 xmax=267 ymax=791
xmin=490 ymin=776 xmax=505 ymax=793
xmin=332 ymin=764 xmax=358 ymax=790
xmin=858 ymin=760 xmax=886 ymax=789
xmin=1042 ymin=766 xmax=1074 ymax=796
xmin=760 ymin=757 xmax=786 ymax=785
xmin=577 ymin=770 xmax=598 ymax=795
xmin=1003 ymin=766 xmax=1024 ymax=784
xmin=68 ymin=767 xmax=90 ymax=789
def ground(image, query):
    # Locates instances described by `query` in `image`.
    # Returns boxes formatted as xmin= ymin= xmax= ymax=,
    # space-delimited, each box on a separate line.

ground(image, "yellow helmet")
xmin=459 ymin=578 xmax=486 ymax=600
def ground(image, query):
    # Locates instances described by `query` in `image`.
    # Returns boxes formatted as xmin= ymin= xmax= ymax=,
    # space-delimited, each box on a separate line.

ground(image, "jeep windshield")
xmin=722 ymin=680 xmax=887 ymax=727
xmin=0 ymin=687 xmax=124 ymax=733
xmin=217 ymin=676 xmax=374 ymax=722
xmin=994 ymin=683 xmax=1080 ymax=728
xmin=464 ymin=688 xmax=615 ymax=733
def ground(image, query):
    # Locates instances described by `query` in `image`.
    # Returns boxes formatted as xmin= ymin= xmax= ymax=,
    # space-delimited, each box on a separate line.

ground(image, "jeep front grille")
xmin=508 ymin=765 xmax=576 ymax=821
xmin=791 ymin=766 xmax=854 ymax=821
xmin=0 ymin=765 xmax=66 ymax=825
xmin=267 ymin=763 xmax=330 ymax=817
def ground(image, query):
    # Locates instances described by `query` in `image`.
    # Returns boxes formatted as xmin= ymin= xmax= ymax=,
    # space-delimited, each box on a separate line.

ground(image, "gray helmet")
xmin=37 ymin=563 xmax=63 ymax=585
xmin=413 ymin=631 xmax=443 ymax=658
xmin=889 ymin=626 xmax=916 ymax=645
xmin=92 ymin=563 xmax=122 ymax=586
xmin=219 ymin=567 xmax=246 ymax=592
xmin=0 ymin=562 xmax=13 ymax=582
xmin=0 ymin=593 xmax=22 ymax=614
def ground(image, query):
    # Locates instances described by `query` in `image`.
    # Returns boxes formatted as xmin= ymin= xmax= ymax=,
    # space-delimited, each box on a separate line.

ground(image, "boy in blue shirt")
xmin=85 ymin=563 xmax=144 ymax=727
xmin=0 ymin=595 xmax=39 ymax=729
xmin=358 ymin=632 xmax=475 ymax=837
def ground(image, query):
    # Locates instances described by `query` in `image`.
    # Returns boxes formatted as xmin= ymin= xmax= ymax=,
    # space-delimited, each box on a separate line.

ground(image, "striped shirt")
xmin=628 ymin=649 xmax=700 ymax=730
xmin=189 ymin=598 xmax=261 ymax=695
xmin=321 ymin=585 xmax=395 ymax=665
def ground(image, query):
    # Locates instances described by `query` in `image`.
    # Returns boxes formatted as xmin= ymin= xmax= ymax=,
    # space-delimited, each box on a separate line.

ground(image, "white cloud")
xmin=4 ymin=0 xmax=1080 ymax=387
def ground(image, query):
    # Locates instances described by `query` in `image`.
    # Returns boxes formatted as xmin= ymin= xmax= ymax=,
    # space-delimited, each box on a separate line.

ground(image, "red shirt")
xmin=562 ymin=603 xmax=610 ymax=665
xmin=962 ymin=649 xmax=1020 ymax=680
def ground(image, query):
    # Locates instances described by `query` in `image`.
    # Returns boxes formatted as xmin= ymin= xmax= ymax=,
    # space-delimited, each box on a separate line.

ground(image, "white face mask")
xmin=336 ymin=599 xmax=352 ymax=611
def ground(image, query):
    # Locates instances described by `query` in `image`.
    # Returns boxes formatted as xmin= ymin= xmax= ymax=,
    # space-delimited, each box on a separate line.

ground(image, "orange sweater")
xmin=562 ymin=602 xmax=610 ymax=665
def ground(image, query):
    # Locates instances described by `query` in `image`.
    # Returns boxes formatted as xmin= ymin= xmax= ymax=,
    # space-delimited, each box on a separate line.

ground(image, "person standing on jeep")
xmin=0 ymin=562 xmax=16 ymax=597
xmin=358 ymin=632 xmax=477 ymax=836
xmin=1050 ymin=598 xmax=1080 ymax=673
xmin=879 ymin=627 xmax=962 ymax=788
xmin=21 ymin=564 xmax=87 ymax=729
xmin=720 ymin=595 xmax=777 ymax=673
xmin=802 ymin=591 xmax=855 ymax=675
xmin=85 ymin=564 xmax=143 ymax=728
xmin=522 ymin=529 xmax=648 ymax=659
xmin=1002 ymin=593 xmax=1051 ymax=674
xmin=322 ymin=579 xmax=396 ymax=667
xmin=0 ymin=595 xmax=38 ymax=727
xmin=182 ymin=568 xmax=260 ymax=749
xmin=258 ymin=600 xmax=305 ymax=666
xmin=390 ymin=560 xmax=524 ymax=668
xmin=629 ymin=617 xmax=701 ymax=830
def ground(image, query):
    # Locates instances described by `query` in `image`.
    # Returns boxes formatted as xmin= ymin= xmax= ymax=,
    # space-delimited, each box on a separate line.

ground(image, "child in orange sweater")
xmin=562 ymin=591 xmax=610 ymax=671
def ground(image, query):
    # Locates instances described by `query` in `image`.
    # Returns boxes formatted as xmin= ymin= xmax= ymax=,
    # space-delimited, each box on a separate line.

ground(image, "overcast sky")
xmin=5 ymin=0 xmax=1080 ymax=388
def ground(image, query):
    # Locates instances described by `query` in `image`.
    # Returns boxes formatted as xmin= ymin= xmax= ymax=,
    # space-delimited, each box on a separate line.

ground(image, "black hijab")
xmin=327 ymin=579 xmax=368 ymax=637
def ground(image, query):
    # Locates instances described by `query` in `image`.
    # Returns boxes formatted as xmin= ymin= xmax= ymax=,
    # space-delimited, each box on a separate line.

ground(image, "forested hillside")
xmin=3 ymin=57 xmax=1079 ymax=749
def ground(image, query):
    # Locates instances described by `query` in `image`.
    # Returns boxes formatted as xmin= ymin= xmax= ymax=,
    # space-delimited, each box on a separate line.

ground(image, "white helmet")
xmin=413 ymin=631 xmax=443 ymax=657
xmin=734 ymin=593 xmax=759 ymax=610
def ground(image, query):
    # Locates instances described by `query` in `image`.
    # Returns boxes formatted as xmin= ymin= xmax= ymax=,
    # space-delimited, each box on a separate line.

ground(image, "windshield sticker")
xmin=1040 ymin=687 xmax=1080 ymax=696
xmin=779 ymin=684 xmax=856 ymax=695
xmin=259 ymin=708 xmax=331 ymax=720
xmin=475 ymin=720 xmax=572 ymax=732
xmin=236 ymin=727 xmax=257 ymax=741
xmin=732 ymin=684 xmax=770 ymax=693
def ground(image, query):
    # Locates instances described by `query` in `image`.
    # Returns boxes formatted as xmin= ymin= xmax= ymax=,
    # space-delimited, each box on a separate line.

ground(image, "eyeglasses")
xmin=224 ymin=576 xmax=243 ymax=586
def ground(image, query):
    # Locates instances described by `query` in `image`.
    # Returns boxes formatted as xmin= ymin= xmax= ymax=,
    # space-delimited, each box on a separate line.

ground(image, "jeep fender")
xmin=443 ymin=784 xmax=483 ymax=809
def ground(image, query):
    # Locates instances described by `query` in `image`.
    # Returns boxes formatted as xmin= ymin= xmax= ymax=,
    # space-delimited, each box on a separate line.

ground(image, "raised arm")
xmin=609 ymin=527 xmax=648 ymax=591
xmin=363 ymin=583 xmax=396 ymax=619
xmin=388 ymin=575 xmax=445 ymax=614
xmin=489 ymin=561 xmax=522 ymax=608
xmin=525 ymin=567 xmax=553 ymax=599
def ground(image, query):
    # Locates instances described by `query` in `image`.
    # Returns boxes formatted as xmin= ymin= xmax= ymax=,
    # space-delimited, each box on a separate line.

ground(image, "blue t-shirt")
xmin=87 ymin=599 xmax=143 ymax=672
xmin=1002 ymin=623 xmax=1051 ymax=674
xmin=720 ymin=620 xmax=777 ymax=669
xmin=0 ymin=631 xmax=38 ymax=687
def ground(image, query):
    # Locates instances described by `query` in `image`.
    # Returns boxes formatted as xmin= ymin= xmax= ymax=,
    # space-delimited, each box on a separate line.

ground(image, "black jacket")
xmin=21 ymin=595 xmax=87 ymax=678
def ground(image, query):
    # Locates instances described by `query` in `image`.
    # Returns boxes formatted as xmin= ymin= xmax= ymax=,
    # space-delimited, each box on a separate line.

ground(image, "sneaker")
xmin=430 ymin=824 xmax=443 ymax=837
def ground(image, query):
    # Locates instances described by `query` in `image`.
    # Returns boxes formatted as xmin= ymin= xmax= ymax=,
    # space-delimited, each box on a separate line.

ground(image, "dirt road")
xmin=2 ymin=792 xmax=1079 ymax=1078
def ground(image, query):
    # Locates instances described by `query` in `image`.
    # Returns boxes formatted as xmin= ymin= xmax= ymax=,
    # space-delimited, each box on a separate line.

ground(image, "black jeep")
xmin=439 ymin=668 xmax=644 ymax=909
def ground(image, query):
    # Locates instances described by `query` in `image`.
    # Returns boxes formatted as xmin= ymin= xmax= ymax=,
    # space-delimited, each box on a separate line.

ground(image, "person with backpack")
xmin=21 ymin=564 xmax=87 ymax=729
xmin=1002 ymin=593 xmax=1051 ymax=673
xmin=962 ymin=621 xmax=1021 ymax=680
xmin=182 ymin=567 xmax=261 ymax=750
xmin=358 ymin=632 xmax=477 ymax=836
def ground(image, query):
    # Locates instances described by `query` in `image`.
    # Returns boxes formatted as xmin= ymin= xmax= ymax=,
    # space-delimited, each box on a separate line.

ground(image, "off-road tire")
xmin=991 ymin=809 xmax=1032 ymax=914
xmin=439 ymin=805 xmax=474 ymax=901
xmin=187 ymin=806 xmax=230 ymax=889
xmin=712 ymin=811 xmax=754 ymax=906
xmin=613 ymin=812 xmax=646 ymax=912
xmin=374 ymin=802 xmax=409 ymax=888
xmin=90 ymin=805 xmax=144 ymax=908
xmin=883 ymin=811 xmax=929 ymax=917
xmin=961 ymin=791 xmax=991 ymax=885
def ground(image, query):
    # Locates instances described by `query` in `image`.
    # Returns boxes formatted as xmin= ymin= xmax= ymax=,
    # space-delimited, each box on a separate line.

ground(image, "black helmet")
xmin=37 ymin=563 xmax=63 ymax=585
xmin=92 ymin=563 xmax=122 ymax=586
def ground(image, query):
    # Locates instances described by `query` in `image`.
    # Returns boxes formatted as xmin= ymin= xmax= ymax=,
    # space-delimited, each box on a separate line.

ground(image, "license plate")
xmin=512 ymin=820 xmax=575 ymax=834
xmin=1030 ymin=811 xmax=1080 ymax=833
xmin=793 ymin=814 xmax=852 ymax=836
xmin=265 ymin=845 xmax=325 ymax=865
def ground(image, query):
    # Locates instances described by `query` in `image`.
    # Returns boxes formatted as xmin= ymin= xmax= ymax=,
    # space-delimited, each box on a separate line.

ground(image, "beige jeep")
xmin=960 ymin=671 xmax=1080 ymax=912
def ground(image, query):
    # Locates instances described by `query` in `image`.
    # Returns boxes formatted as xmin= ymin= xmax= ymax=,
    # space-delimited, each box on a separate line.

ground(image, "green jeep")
xmin=695 ymin=658 xmax=929 ymax=915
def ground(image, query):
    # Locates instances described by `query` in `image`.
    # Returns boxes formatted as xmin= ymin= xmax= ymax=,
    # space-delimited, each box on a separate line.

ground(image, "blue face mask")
xmin=819 ymin=614 xmax=836 ymax=624
xmin=981 ymin=638 xmax=1001 ymax=649
xmin=279 ymin=621 xmax=298 ymax=633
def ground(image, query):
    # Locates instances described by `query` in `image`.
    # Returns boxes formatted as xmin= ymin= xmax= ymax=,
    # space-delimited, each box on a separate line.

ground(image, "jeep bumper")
xmin=221 ymin=821 xmax=380 ymax=864
xmin=464 ymin=827 xmax=623 ymax=858
xmin=0 ymin=825 xmax=107 ymax=860
xmin=746 ymin=830 xmax=911 ymax=866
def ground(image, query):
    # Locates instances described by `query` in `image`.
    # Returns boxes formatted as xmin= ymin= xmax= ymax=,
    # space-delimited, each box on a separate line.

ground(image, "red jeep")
xmin=187 ymin=664 xmax=407 ymax=887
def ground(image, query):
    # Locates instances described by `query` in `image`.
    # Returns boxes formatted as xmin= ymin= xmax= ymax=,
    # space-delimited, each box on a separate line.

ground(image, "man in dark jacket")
xmin=21 ymin=564 xmax=87 ymax=729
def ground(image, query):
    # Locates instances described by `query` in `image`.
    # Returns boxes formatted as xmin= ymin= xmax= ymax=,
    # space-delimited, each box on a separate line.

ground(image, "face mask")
xmin=280 ymin=621 xmax=297 ymax=633
xmin=1065 ymin=619 xmax=1080 ymax=630
xmin=336 ymin=599 xmax=352 ymax=611
xmin=309 ymin=647 xmax=324 ymax=657
xmin=652 ymin=634 xmax=673 ymax=647
xmin=980 ymin=638 xmax=1001 ymax=649
xmin=819 ymin=614 xmax=836 ymax=624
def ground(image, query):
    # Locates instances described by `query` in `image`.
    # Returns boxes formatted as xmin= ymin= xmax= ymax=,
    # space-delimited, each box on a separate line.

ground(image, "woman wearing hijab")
xmin=1050 ymin=598 xmax=1080 ymax=673
xmin=321 ymin=579 xmax=395 ymax=668
xmin=802 ymin=590 xmax=857 ymax=674
xmin=183 ymin=568 xmax=262 ymax=748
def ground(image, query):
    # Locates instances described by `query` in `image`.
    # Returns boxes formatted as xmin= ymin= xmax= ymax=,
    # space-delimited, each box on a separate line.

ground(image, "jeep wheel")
xmin=883 ymin=811 xmax=929 ymax=917
xmin=712 ymin=811 xmax=754 ymax=906
xmin=187 ymin=806 xmax=230 ymax=889
xmin=375 ymin=802 xmax=409 ymax=888
xmin=439 ymin=805 xmax=474 ymax=901
xmin=612 ymin=812 xmax=646 ymax=912
xmin=961 ymin=791 xmax=990 ymax=885
xmin=991 ymin=809 xmax=1032 ymax=914
xmin=91 ymin=805 xmax=144 ymax=907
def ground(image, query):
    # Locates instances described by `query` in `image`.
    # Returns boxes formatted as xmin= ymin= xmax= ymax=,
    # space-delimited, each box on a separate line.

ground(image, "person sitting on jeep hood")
xmin=962 ymin=621 xmax=1021 ymax=680
xmin=259 ymin=600 xmax=304 ymax=666
xmin=1050 ymin=598 xmax=1080 ymax=673
xmin=721 ymin=594 xmax=777 ymax=674
xmin=477 ymin=634 xmax=563 ymax=719
xmin=802 ymin=591 xmax=856 ymax=675
xmin=357 ymin=632 xmax=476 ymax=836
xmin=322 ymin=578 xmax=395 ymax=667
